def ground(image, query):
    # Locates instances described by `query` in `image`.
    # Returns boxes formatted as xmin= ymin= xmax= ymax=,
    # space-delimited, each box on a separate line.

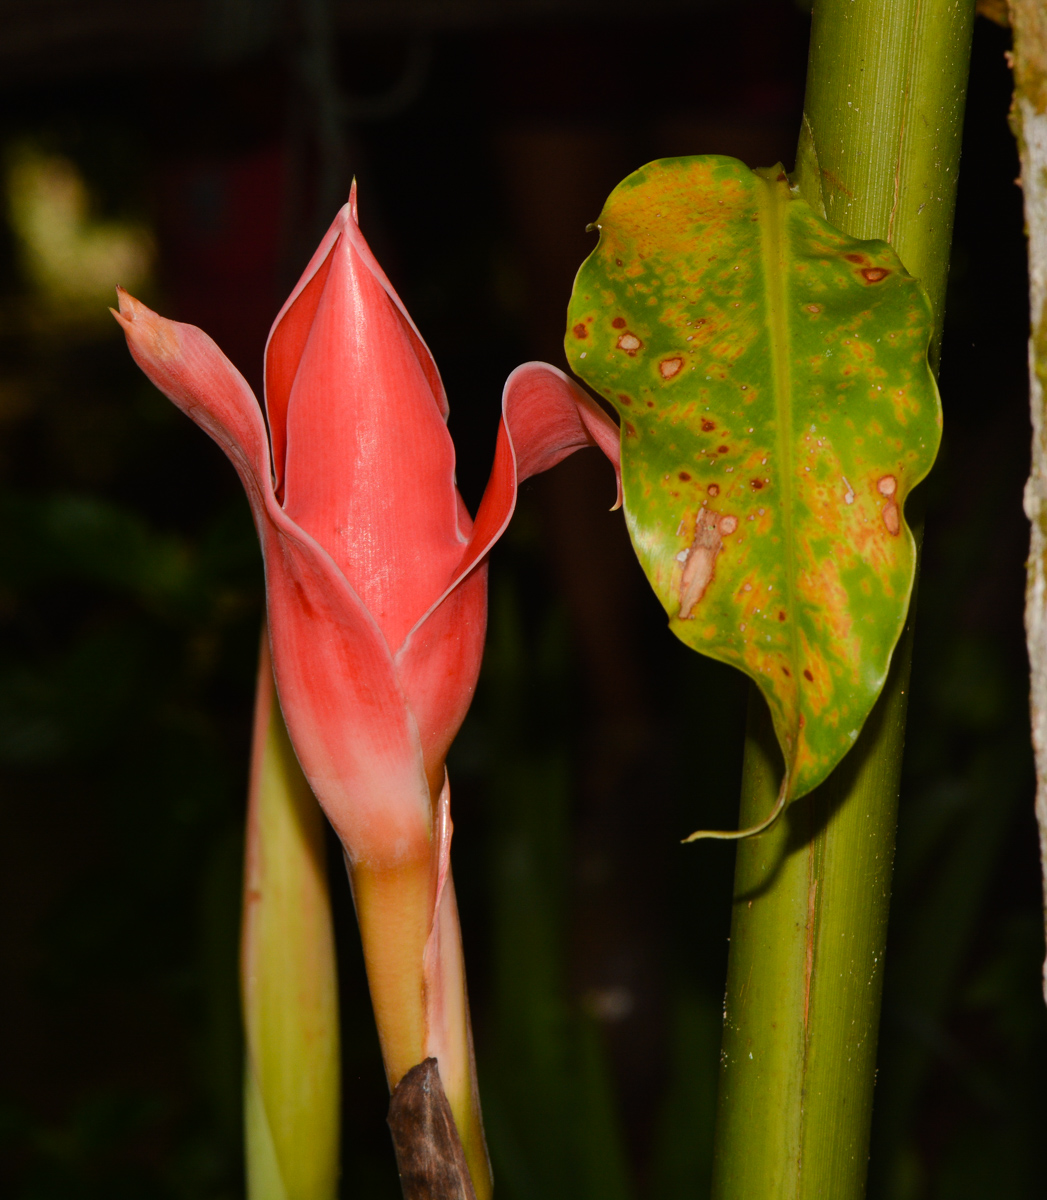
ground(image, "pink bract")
xmin=114 ymin=184 xmax=620 ymax=871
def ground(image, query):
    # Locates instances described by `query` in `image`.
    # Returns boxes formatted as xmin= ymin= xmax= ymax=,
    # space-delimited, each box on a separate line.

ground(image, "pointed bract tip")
xmin=349 ymin=178 xmax=359 ymax=223
xmin=111 ymin=289 xmax=180 ymax=361
xmin=110 ymin=286 xmax=136 ymax=329
xmin=114 ymin=285 xmax=143 ymax=317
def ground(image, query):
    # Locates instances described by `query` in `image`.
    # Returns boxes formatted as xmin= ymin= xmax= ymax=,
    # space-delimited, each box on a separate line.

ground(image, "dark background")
xmin=0 ymin=2 xmax=1043 ymax=1197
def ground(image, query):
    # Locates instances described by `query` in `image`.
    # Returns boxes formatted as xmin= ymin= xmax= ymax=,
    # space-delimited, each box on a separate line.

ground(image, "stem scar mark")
xmin=803 ymin=876 xmax=818 ymax=1036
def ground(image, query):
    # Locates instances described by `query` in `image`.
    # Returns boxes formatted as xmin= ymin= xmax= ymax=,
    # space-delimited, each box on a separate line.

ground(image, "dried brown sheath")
xmin=387 ymin=1058 xmax=478 ymax=1200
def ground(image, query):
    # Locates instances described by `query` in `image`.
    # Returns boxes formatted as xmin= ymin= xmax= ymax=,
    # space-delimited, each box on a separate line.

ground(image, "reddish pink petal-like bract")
xmin=114 ymin=189 xmax=621 ymax=1195
xmin=112 ymin=190 xmax=621 ymax=871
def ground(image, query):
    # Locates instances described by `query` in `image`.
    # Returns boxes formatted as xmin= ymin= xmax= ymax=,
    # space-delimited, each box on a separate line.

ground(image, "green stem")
xmin=710 ymin=3 xmax=975 ymax=1197
xmin=242 ymin=636 xmax=340 ymax=1200
xmin=795 ymin=0 xmax=975 ymax=366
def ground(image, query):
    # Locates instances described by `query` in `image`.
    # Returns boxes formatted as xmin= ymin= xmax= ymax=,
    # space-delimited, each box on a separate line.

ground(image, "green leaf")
xmin=565 ymin=156 xmax=940 ymax=813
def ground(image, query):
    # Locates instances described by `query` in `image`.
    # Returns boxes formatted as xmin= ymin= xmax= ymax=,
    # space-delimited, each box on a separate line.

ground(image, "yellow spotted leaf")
xmin=565 ymin=156 xmax=941 ymax=822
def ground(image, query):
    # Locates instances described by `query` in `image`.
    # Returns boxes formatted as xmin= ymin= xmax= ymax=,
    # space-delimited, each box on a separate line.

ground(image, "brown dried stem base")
xmin=387 ymin=1059 xmax=478 ymax=1200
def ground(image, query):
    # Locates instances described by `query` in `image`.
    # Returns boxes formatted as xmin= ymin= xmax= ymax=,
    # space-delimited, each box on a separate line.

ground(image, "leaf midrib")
xmin=756 ymin=173 xmax=800 ymax=785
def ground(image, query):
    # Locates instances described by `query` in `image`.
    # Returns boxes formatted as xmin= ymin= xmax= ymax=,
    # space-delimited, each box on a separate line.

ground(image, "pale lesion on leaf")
xmin=677 ymin=508 xmax=737 ymax=618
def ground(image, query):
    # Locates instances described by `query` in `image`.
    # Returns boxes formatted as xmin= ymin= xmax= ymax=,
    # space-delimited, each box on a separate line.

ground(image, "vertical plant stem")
xmin=1010 ymin=0 xmax=1047 ymax=1002
xmin=242 ymin=635 xmax=341 ymax=1200
xmin=711 ymin=2 xmax=975 ymax=1196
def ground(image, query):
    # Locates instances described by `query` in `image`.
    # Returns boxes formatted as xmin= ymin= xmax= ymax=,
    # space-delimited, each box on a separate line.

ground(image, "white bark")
xmin=1012 ymin=0 xmax=1047 ymax=1003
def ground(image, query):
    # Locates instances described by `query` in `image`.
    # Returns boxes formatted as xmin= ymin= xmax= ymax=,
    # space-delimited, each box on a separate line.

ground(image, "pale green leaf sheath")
xmin=566 ymin=156 xmax=940 ymax=823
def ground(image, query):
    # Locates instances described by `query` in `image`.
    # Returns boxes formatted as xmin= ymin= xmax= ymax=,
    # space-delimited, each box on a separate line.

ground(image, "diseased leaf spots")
xmin=566 ymin=156 xmax=940 ymax=803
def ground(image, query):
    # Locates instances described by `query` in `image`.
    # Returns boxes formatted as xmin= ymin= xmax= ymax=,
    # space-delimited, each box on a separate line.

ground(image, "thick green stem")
xmin=711 ymin=2 xmax=975 ymax=1197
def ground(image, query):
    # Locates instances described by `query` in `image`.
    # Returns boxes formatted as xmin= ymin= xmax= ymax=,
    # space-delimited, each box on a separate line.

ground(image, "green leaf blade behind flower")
xmin=566 ymin=155 xmax=940 ymax=803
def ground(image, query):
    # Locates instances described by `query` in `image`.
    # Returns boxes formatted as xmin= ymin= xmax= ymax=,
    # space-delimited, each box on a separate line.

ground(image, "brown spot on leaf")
xmin=718 ymin=445 xmax=729 ymax=454
xmin=806 ymin=304 xmax=821 ymax=314
xmin=617 ymin=332 xmax=643 ymax=354
xmin=678 ymin=509 xmax=727 ymax=619
xmin=877 ymin=474 xmax=897 ymax=497
xmin=861 ymin=267 xmax=891 ymax=283
xmin=679 ymin=471 xmax=692 ymax=481
xmin=782 ymin=667 xmax=791 ymax=676
xmin=718 ymin=515 xmax=737 ymax=535
xmin=776 ymin=172 xmax=788 ymax=181
xmin=707 ymin=483 xmax=720 ymax=497
xmin=572 ymin=323 xmax=588 ymax=339
xmin=618 ymin=393 xmax=632 ymax=406
xmin=701 ymin=419 xmax=716 ymax=432
xmin=751 ymin=478 xmax=764 ymax=490
xmin=882 ymin=501 xmax=900 ymax=535
xmin=612 ymin=317 xmax=627 ymax=329
xmin=844 ymin=253 xmax=867 ymax=264
xmin=660 ymin=356 xmax=684 ymax=379
xmin=778 ymin=611 xmax=786 ymax=621
xmin=803 ymin=669 xmax=814 ymax=682
xmin=625 ymin=422 xmax=637 ymax=438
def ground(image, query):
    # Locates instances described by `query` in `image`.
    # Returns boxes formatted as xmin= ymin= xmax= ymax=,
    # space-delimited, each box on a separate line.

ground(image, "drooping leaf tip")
xmin=682 ymin=776 xmax=789 ymax=844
